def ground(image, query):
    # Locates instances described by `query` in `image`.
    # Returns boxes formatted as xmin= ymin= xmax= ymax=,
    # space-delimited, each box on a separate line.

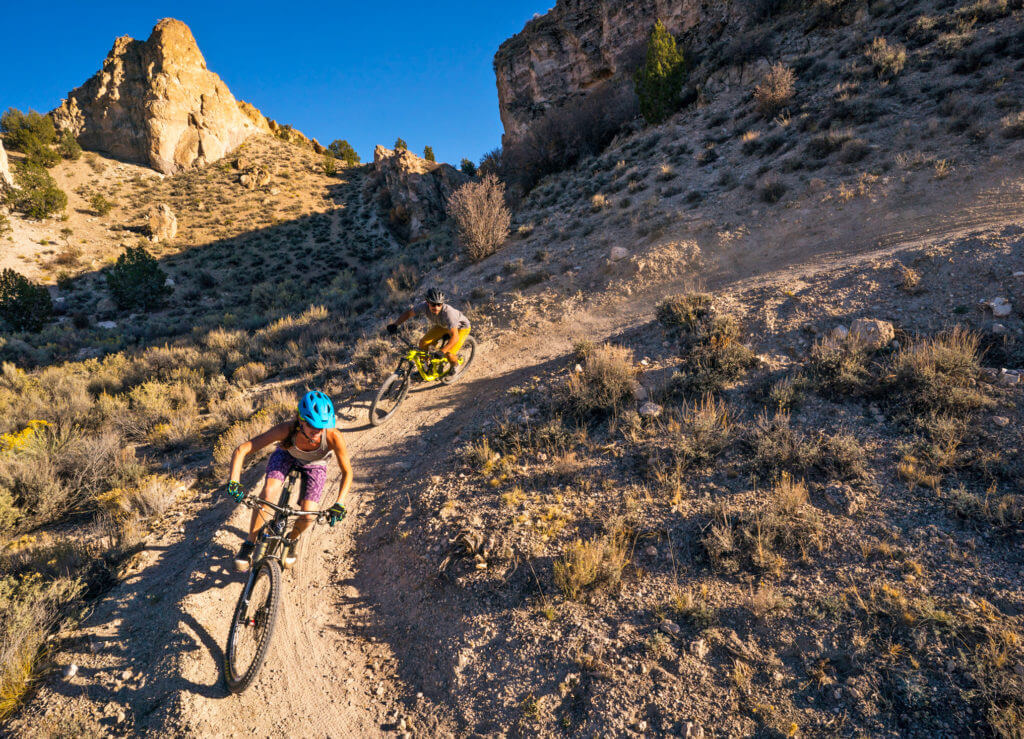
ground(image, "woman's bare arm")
xmin=227 ymin=421 xmax=292 ymax=483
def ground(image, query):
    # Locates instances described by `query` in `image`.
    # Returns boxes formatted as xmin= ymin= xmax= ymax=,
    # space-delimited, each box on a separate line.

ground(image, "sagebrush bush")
xmin=865 ymin=37 xmax=907 ymax=79
xmin=633 ymin=20 xmax=686 ymax=125
xmin=89 ymin=193 xmax=114 ymax=216
xmin=105 ymin=245 xmax=171 ymax=310
xmin=562 ymin=344 xmax=637 ymax=417
xmin=6 ymin=163 xmax=66 ymax=218
xmin=1002 ymin=112 xmax=1024 ymax=139
xmin=667 ymin=306 xmax=755 ymax=396
xmin=754 ymin=62 xmax=796 ymax=116
xmin=807 ymin=334 xmax=871 ymax=397
xmin=447 ymin=174 xmax=511 ymax=262
xmin=0 ymin=269 xmax=52 ymax=333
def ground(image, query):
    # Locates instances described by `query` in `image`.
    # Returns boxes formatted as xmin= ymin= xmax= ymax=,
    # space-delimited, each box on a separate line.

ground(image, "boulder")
xmin=51 ymin=19 xmax=259 ymax=174
xmin=366 ymin=145 xmax=469 ymax=242
xmin=987 ymin=297 xmax=1013 ymax=318
xmin=850 ymin=318 xmax=895 ymax=350
xmin=0 ymin=139 xmax=13 ymax=190
xmin=239 ymin=165 xmax=270 ymax=190
xmin=639 ymin=401 xmax=663 ymax=419
xmin=609 ymin=246 xmax=630 ymax=262
xmin=149 ymin=204 xmax=178 ymax=242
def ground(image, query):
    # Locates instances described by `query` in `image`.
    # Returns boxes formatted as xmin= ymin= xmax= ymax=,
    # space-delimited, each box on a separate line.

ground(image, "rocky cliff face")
xmin=367 ymin=145 xmax=469 ymax=242
xmin=237 ymin=101 xmax=326 ymax=155
xmin=51 ymin=18 xmax=259 ymax=174
xmin=494 ymin=0 xmax=746 ymax=143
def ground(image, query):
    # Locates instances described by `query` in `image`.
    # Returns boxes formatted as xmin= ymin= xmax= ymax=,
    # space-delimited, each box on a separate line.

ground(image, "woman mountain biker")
xmin=386 ymin=287 xmax=471 ymax=378
xmin=224 ymin=390 xmax=352 ymax=571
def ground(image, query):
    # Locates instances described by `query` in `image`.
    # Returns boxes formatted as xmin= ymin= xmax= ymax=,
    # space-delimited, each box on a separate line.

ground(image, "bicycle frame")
xmin=398 ymin=346 xmax=450 ymax=383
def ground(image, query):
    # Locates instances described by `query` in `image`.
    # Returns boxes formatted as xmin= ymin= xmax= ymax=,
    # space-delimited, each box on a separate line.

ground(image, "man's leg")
xmin=418 ymin=326 xmax=448 ymax=351
xmin=442 ymin=328 xmax=471 ymax=371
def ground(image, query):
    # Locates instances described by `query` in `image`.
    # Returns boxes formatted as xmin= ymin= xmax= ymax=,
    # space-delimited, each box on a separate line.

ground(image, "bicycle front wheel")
xmin=442 ymin=336 xmax=476 ymax=385
xmin=225 ymin=557 xmax=281 ymax=693
xmin=369 ymin=370 xmax=410 ymax=426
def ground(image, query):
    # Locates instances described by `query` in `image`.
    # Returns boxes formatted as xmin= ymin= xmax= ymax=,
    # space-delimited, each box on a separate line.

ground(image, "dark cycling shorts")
xmin=265 ymin=449 xmax=327 ymax=503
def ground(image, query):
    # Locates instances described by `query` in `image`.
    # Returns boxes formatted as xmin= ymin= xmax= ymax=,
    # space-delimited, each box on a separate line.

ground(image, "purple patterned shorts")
xmin=265 ymin=448 xmax=328 ymax=503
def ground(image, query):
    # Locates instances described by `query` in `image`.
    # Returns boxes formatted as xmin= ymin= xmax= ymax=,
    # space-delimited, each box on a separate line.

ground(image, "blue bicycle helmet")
xmin=297 ymin=390 xmax=335 ymax=429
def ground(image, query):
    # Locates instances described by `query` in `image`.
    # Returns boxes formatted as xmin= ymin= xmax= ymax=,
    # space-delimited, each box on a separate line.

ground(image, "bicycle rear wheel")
xmin=225 ymin=557 xmax=281 ymax=693
xmin=369 ymin=370 xmax=410 ymax=426
xmin=442 ymin=336 xmax=476 ymax=385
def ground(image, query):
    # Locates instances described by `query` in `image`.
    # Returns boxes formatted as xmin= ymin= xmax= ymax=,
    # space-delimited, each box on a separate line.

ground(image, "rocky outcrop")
xmin=149 ymin=204 xmax=178 ymax=242
xmin=51 ymin=18 xmax=259 ymax=174
xmin=237 ymin=101 xmax=327 ymax=155
xmin=367 ymin=146 xmax=469 ymax=242
xmin=0 ymin=139 xmax=13 ymax=190
xmin=493 ymin=1 xmax=747 ymax=143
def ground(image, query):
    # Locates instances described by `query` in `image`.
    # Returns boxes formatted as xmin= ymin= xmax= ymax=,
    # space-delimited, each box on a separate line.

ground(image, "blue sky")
xmin=0 ymin=2 xmax=551 ymax=165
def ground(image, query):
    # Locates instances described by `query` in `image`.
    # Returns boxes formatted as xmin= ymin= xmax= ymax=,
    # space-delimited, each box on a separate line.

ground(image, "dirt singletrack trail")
xmin=15 ymin=164 xmax=1023 ymax=737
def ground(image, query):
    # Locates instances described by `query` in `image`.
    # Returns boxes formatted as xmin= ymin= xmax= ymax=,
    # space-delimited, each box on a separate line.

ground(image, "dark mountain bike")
xmin=368 ymin=337 xmax=476 ymax=427
xmin=224 ymin=472 xmax=334 ymax=693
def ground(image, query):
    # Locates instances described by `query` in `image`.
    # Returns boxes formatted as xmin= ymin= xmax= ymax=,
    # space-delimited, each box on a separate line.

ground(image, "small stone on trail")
xmin=831 ymin=325 xmax=849 ymax=340
xmin=660 ymin=619 xmax=681 ymax=636
xmin=610 ymin=246 xmax=630 ymax=261
xmin=639 ymin=402 xmax=662 ymax=419
xmin=97 ymin=320 xmax=118 ymax=329
xmin=63 ymin=663 xmax=78 ymax=679
xmin=690 ymin=639 xmax=708 ymax=659
xmin=992 ymin=323 xmax=1008 ymax=334
xmin=992 ymin=416 xmax=1010 ymax=428
xmin=987 ymin=297 xmax=1013 ymax=318
xmin=645 ymin=545 xmax=658 ymax=557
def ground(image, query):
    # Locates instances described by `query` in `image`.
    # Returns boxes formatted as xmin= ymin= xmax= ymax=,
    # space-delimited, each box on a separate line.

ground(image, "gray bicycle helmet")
xmin=426 ymin=287 xmax=445 ymax=305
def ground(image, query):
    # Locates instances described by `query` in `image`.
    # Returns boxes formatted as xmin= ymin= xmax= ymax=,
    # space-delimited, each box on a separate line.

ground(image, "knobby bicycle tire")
xmin=369 ymin=370 xmax=410 ymax=426
xmin=224 ymin=557 xmax=282 ymax=693
xmin=441 ymin=336 xmax=477 ymax=386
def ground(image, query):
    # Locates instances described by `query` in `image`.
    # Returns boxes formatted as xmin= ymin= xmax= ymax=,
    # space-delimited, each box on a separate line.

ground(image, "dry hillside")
xmin=1 ymin=1 xmax=1023 ymax=737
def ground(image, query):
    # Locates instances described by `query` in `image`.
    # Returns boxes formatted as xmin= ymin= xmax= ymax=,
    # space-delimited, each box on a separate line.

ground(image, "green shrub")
xmin=321 ymin=154 xmax=337 ymax=176
xmin=633 ymin=20 xmax=686 ymax=125
xmin=657 ymin=293 xmax=713 ymax=333
xmin=57 ymin=132 xmax=81 ymax=160
xmin=88 ymin=193 xmax=114 ymax=216
xmin=460 ymin=158 xmax=477 ymax=176
xmin=0 ymin=270 xmax=52 ymax=333
xmin=327 ymin=139 xmax=360 ymax=165
xmin=423 ymin=145 xmax=436 ymax=162
xmin=7 ymin=163 xmax=66 ymax=218
xmin=394 ymin=137 xmax=408 ymax=151
xmin=662 ymin=297 xmax=755 ymax=396
xmin=0 ymin=109 xmax=55 ymax=154
xmin=807 ymin=335 xmax=871 ymax=397
xmin=104 ymin=245 xmax=172 ymax=310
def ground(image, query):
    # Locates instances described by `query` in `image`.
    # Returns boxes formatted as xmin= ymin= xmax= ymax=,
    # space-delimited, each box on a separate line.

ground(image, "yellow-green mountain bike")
xmin=368 ymin=338 xmax=476 ymax=426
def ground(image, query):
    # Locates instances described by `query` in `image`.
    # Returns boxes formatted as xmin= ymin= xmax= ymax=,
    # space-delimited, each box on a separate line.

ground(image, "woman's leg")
xmin=251 ymin=450 xmax=290 ymax=541
xmin=287 ymin=464 xmax=327 ymax=540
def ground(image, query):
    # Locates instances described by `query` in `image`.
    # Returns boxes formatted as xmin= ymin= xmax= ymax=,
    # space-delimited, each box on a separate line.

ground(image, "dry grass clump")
xmin=971 ymin=629 xmax=1024 ymax=738
xmin=553 ymin=522 xmax=630 ymax=600
xmin=703 ymin=474 xmax=826 ymax=576
xmin=447 ymin=174 xmax=511 ymax=262
xmin=213 ymin=409 xmax=281 ymax=470
xmin=0 ymin=573 xmax=82 ymax=720
xmin=864 ymin=37 xmax=907 ymax=79
xmin=562 ymin=344 xmax=637 ymax=418
xmin=754 ymin=62 xmax=796 ymax=116
xmin=889 ymin=327 xmax=989 ymax=418
xmin=749 ymin=410 xmax=864 ymax=480
xmin=946 ymin=485 xmax=1024 ymax=529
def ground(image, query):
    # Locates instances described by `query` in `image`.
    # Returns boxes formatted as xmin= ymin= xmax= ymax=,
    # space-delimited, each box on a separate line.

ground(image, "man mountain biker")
xmin=386 ymin=287 xmax=471 ymax=379
xmin=224 ymin=390 xmax=352 ymax=571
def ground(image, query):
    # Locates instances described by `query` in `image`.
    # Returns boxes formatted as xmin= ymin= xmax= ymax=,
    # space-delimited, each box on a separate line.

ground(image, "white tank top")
xmin=282 ymin=428 xmax=331 ymax=467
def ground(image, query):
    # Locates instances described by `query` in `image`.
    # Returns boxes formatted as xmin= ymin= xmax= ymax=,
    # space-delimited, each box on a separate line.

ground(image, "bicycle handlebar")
xmin=239 ymin=495 xmax=328 ymax=522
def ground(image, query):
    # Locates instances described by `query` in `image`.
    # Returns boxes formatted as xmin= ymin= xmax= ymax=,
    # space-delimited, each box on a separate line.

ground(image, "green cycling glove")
xmin=226 ymin=481 xmax=244 ymax=501
xmin=326 ymin=503 xmax=347 ymax=526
